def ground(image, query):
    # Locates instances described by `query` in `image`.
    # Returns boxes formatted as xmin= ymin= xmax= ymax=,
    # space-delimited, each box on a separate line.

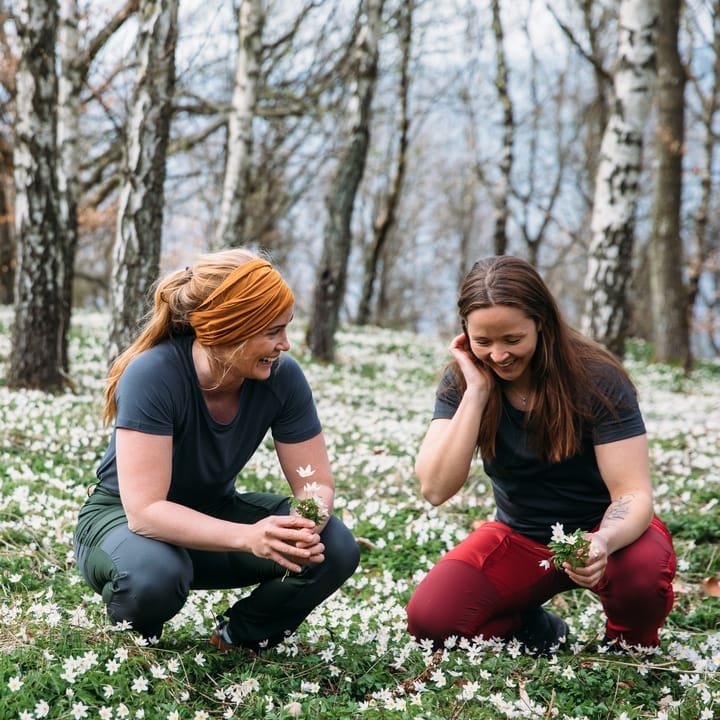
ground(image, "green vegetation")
xmin=1 ymin=310 xmax=718 ymax=719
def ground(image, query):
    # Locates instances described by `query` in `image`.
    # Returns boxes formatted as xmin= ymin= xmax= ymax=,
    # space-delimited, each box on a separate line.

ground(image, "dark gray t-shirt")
xmin=433 ymin=365 xmax=646 ymax=544
xmin=96 ymin=334 xmax=322 ymax=511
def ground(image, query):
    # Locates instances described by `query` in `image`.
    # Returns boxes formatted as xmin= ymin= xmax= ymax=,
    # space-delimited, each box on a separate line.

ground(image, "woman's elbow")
xmin=422 ymin=490 xmax=446 ymax=507
xmin=124 ymin=506 xmax=155 ymax=537
xmin=416 ymin=473 xmax=445 ymax=507
xmin=125 ymin=513 xmax=146 ymax=535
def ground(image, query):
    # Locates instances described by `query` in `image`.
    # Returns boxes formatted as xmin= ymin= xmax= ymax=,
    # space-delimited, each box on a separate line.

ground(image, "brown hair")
xmin=103 ymin=248 xmax=290 ymax=424
xmin=452 ymin=255 xmax=634 ymax=462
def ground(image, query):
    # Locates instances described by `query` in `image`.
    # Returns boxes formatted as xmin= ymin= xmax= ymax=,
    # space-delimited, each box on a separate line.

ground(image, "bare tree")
xmin=512 ymin=19 xmax=567 ymax=268
xmin=686 ymin=0 xmax=720 ymax=366
xmin=648 ymin=0 xmax=688 ymax=365
xmin=8 ymin=0 xmax=65 ymax=390
xmin=211 ymin=0 xmax=264 ymax=251
xmin=548 ymin=0 xmax=613 ymax=190
xmin=0 ymin=134 xmax=13 ymax=305
xmin=107 ymin=0 xmax=179 ymax=362
xmin=357 ymin=0 xmax=413 ymax=326
xmin=581 ymin=0 xmax=660 ymax=356
xmin=0 ymin=7 xmax=15 ymax=306
xmin=57 ymin=0 xmax=138 ymax=323
xmin=489 ymin=0 xmax=513 ymax=256
xmin=306 ymin=0 xmax=385 ymax=362
xmin=56 ymin=0 xmax=81 ymax=372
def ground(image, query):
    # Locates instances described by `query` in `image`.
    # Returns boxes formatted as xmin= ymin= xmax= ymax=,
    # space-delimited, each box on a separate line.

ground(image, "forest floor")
xmin=1 ymin=309 xmax=718 ymax=719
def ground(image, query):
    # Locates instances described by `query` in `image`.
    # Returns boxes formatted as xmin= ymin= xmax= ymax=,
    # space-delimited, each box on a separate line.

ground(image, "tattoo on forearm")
xmin=603 ymin=494 xmax=636 ymax=522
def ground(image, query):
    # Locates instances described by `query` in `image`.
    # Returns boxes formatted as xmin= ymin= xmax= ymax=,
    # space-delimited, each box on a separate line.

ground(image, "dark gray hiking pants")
xmin=73 ymin=487 xmax=359 ymax=647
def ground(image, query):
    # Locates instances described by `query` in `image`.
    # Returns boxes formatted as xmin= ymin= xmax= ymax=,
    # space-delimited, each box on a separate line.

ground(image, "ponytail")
xmin=102 ymin=248 xmax=259 ymax=424
xmin=103 ymin=268 xmax=194 ymax=424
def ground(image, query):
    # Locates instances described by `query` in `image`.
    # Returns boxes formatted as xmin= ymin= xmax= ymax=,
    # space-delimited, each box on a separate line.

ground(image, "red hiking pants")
xmin=406 ymin=516 xmax=676 ymax=647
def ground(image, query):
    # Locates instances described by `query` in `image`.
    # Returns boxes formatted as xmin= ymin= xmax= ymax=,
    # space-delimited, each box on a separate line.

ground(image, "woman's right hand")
xmin=449 ymin=333 xmax=493 ymax=394
xmin=246 ymin=515 xmax=324 ymax=573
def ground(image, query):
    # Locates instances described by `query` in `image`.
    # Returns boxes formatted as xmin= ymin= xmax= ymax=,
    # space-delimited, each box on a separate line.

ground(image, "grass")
xmin=0 ymin=308 xmax=719 ymax=720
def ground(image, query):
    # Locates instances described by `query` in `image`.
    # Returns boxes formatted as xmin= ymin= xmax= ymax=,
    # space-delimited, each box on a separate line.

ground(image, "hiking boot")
xmin=515 ymin=606 xmax=568 ymax=657
xmin=210 ymin=615 xmax=236 ymax=654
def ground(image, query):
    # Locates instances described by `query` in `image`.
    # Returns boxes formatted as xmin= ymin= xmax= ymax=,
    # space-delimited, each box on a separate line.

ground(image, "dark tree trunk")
xmin=0 ymin=137 xmax=14 ymax=306
xmin=491 ymin=0 xmax=513 ymax=256
xmin=357 ymin=0 xmax=412 ymax=326
xmin=648 ymin=0 xmax=688 ymax=365
xmin=306 ymin=0 xmax=384 ymax=362
xmin=8 ymin=0 xmax=66 ymax=391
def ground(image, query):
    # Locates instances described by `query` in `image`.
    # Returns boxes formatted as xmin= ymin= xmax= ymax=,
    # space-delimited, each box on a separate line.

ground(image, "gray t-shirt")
xmin=433 ymin=364 xmax=646 ymax=543
xmin=95 ymin=334 xmax=321 ymax=511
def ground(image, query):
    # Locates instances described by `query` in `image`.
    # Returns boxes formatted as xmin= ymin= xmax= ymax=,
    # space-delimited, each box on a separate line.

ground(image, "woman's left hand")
xmin=563 ymin=533 xmax=608 ymax=589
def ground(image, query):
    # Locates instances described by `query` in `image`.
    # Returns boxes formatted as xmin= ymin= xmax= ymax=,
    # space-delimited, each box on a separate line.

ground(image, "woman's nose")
xmin=278 ymin=331 xmax=291 ymax=351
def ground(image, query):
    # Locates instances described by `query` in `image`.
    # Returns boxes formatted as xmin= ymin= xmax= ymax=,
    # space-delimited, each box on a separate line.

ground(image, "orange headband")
xmin=188 ymin=259 xmax=294 ymax=345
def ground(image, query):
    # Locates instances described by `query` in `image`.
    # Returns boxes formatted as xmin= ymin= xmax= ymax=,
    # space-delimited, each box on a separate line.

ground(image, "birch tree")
xmin=107 ymin=0 xmax=178 ymax=362
xmin=306 ymin=0 xmax=384 ymax=362
xmin=56 ymin=0 xmax=138 ymax=366
xmin=581 ymin=0 xmax=660 ymax=356
xmin=211 ymin=0 xmax=264 ymax=251
xmin=8 ymin=0 xmax=65 ymax=390
xmin=648 ymin=0 xmax=688 ymax=365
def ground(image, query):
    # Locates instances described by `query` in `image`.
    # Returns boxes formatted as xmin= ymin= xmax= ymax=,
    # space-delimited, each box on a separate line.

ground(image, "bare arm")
xmin=564 ymin=433 xmax=654 ymax=588
xmin=275 ymin=432 xmax=335 ymax=532
xmin=116 ymin=428 xmax=321 ymax=573
xmin=415 ymin=333 xmax=493 ymax=506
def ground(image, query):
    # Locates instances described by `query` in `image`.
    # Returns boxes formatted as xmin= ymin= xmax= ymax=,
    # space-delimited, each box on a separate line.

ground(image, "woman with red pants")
xmin=406 ymin=256 xmax=676 ymax=655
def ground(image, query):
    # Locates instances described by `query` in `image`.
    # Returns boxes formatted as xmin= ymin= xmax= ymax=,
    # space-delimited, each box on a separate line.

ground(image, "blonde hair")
xmin=103 ymin=248 xmax=258 ymax=424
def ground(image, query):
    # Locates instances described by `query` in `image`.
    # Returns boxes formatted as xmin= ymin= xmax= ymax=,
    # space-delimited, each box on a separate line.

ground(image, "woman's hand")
xmin=563 ymin=533 xmax=608 ymax=589
xmin=246 ymin=515 xmax=325 ymax=573
xmin=449 ymin=333 xmax=493 ymax=395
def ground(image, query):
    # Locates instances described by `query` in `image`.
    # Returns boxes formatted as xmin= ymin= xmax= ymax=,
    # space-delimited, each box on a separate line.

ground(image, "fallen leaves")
xmin=701 ymin=575 xmax=720 ymax=597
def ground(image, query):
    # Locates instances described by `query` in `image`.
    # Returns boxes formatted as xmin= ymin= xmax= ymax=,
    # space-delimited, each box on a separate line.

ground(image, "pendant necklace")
xmin=509 ymin=386 xmax=530 ymax=407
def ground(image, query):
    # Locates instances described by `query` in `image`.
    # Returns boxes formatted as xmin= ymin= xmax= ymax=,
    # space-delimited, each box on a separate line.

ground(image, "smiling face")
xmin=464 ymin=305 xmax=539 ymax=386
xmin=211 ymin=305 xmax=294 ymax=386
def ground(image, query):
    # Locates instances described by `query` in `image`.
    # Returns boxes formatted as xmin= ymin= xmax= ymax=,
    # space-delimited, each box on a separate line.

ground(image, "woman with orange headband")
xmin=73 ymin=249 xmax=359 ymax=651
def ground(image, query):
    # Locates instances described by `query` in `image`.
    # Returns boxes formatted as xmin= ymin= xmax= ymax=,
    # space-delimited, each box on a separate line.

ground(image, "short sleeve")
xmin=433 ymin=367 xmax=461 ymax=420
xmin=269 ymin=357 xmax=322 ymax=443
xmin=114 ymin=351 xmax=181 ymax=435
xmin=591 ymin=365 xmax=646 ymax=445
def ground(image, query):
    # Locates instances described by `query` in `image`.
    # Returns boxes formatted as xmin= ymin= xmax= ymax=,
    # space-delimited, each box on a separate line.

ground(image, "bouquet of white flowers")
xmin=291 ymin=472 xmax=329 ymax=525
xmin=547 ymin=523 xmax=592 ymax=570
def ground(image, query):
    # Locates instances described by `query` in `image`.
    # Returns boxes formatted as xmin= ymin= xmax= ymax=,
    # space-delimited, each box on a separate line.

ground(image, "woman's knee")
xmin=321 ymin=517 xmax=360 ymax=581
xmin=406 ymin=585 xmax=447 ymax=641
xmin=604 ymin=530 xmax=676 ymax=602
xmin=103 ymin=533 xmax=193 ymax=631
xmin=406 ymin=560 xmax=497 ymax=643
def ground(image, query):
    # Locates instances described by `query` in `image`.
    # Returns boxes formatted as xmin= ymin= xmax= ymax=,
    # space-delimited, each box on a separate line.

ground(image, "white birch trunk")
xmin=581 ymin=0 xmax=660 ymax=355
xmin=9 ymin=0 xmax=65 ymax=390
xmin=212 ymin=0 xmax=264 ymax=251
xmin=108 ymin=0 xmax=178 ymax=362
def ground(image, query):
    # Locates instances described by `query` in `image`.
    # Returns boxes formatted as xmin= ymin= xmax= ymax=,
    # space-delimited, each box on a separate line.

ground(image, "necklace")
xmin=508 ymin=385 xmax=531 ymax=407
